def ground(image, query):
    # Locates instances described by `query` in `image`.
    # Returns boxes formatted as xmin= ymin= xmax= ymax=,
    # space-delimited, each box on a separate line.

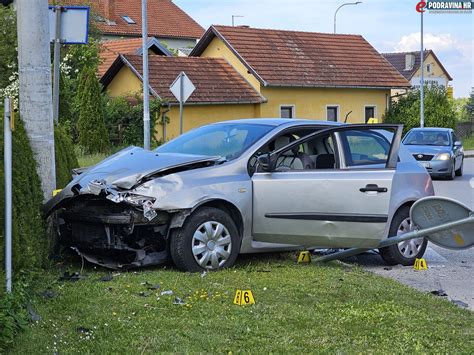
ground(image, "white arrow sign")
xmin=170 ymin=71 xmax=195 ymax=103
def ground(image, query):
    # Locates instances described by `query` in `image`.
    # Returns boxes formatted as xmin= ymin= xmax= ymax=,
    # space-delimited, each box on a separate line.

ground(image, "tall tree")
xmin=75 ymin=67 xmax=109 ymax=153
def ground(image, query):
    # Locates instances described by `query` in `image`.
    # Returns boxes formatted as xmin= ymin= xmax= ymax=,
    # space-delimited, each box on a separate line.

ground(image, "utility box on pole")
xmin=16 ymin=0 xmax=56 ymax=201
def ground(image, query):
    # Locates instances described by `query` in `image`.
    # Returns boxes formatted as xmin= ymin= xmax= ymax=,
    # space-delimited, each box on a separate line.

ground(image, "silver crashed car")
xmin=45 ymin=119 xmax=434 ymax=271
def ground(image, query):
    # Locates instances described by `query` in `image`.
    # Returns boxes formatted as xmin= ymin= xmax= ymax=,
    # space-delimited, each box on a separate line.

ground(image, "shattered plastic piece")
xmin=87 ymin=179 xmax=107 ymax=195
xmin=173 ymin=297 xmax=186 ymax=305
xmin=147 ymin=284 xmax=161 ymax=290
xmin=430 ymin=289 xmax=448 ymax=297
xmin=451 ymin=300 xmax=469 ymax=308
xmin=143 ymin=200 xmax=157 ymax=221
xmin=27 ymin=304 xmax=42 ymax=322
xmin=160 ymin=290 xmax=173 ymax=296
xmin=200 ymin=271 xmax=207 ymax=278
xmin=39 ymin=290 xmax=58 ymax=299
xmin=99 ymin=274 xmax=113 ymax=282
xmin=59 ymin=271 xmax=85 ymax=282
xmin=77 ymin=326 xmax=91 ymax=334
xmin=139 ymin=291 xmax=151 ymax=297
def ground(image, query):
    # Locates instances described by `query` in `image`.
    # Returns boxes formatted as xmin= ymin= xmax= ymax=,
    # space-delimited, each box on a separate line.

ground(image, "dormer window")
xmin=122 ymin=16 xmax=136 ymax=24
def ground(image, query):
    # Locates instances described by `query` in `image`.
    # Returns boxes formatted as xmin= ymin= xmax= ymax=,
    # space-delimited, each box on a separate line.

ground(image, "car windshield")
xmin=155 ymin=123 xmax=274 ymax=160
xmin=403 ymin=130 xmax=450 ymax=146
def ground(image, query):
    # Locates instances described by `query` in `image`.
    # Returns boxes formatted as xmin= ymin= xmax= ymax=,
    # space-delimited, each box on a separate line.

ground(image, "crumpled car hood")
xmin=74 ymin=146 xmax=220 ymax=190
xmin=44 ymin=146 xmax=220 ymax=215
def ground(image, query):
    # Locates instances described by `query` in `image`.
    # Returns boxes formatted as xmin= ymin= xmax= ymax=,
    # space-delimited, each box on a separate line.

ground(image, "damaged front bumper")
xmin=49 ymin=178 xmax=180 ymax=269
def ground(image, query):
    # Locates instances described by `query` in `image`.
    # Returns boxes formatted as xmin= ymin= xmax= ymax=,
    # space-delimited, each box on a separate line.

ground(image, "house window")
xmin=426 ymin=64 xmax=432 ymax=73
xmin=122 ymin=16 xmax=136 ymax=24
xmin=365 ymin=106 xmax=376 ymax=123
xmin=326 ymin=106 xmax=339 ymax=122
xmin=280 ymin=105 xmax=295 ymax=118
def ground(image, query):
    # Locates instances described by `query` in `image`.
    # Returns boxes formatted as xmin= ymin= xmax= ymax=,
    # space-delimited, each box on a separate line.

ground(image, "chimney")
xmin=104 ymin=0 xmax=116 ymax=23
xmin=405 ymin=53 xmax=415 ymax=70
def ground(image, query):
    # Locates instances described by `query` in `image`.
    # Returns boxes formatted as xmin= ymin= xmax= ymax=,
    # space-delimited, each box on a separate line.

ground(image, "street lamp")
xmin=334 ymin=2 xmax=362 ymax=34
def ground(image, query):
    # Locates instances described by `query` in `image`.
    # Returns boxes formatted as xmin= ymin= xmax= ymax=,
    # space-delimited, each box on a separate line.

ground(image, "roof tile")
xmin=117 ymin=55 xmax=265 ymax=104
xmin=193 ymin=26 xmax=410 ymax=88
xmin=53 ymin=0 xmax=204 ymax=40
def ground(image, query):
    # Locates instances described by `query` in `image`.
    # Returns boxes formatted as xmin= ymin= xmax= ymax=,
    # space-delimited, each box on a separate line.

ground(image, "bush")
xmin=0 ymin=275 xmax=29 ymax=352
xmin=0 ymin=115 xmax=48 ymax=272
xmin=55 ymin=124 xmax=79 ymax=188
xmin=105 ymin=95 xmax=165 ymax=148
xmin=384 ymin=85 xmax=457 ymax=134
xmin=75 ymin=67 xmax=110 ymax=153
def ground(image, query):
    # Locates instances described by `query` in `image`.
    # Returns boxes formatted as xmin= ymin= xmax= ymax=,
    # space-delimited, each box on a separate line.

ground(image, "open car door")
xmin=251 ymin=124 xmax=403 ymax=249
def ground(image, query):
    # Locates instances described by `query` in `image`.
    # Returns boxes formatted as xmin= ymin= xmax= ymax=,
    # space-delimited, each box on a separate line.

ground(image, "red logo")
xmin=416 ymin=1 xmax=427 ymax=12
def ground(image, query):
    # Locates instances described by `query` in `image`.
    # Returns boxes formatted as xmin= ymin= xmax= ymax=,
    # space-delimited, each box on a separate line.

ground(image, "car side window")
xmin=274 ymin=134 xmax=337 ymax=171
xmin=340 ymin=130 xmax=390 ymax=167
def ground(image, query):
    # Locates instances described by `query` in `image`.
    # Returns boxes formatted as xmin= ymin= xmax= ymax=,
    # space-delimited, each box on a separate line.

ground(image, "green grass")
xmin=462 ymin=135 xmax=474 ymax=150
xmin=76 ymin=152 xmax=109 ymax=168
xmin=9 ymin=254 xmax=473 ymax=353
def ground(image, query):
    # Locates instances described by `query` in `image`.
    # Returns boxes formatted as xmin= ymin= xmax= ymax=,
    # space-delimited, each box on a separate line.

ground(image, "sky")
xmin=175 ymin=0 xmax=473 ymax=98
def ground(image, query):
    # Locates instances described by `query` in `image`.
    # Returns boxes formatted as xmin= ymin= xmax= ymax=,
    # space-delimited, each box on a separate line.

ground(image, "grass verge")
xmin=9 ymin=254 xmax=473 ymax=353
xmin=462 ymin=135 xmax=474 ymax=150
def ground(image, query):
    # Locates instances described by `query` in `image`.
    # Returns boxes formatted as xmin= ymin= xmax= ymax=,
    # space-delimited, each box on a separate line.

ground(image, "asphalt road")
xmin=352 ymin=157 xmax=474 ymax=310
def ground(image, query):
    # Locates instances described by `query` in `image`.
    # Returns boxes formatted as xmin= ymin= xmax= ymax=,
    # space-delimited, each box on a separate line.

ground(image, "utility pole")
xmin=420 ymin=10 xmax=425 ymax=128
xmin=142 ymin=0 xmax=150 ymax=150
xmin=16 ymin=0 xmax=56 ymax=201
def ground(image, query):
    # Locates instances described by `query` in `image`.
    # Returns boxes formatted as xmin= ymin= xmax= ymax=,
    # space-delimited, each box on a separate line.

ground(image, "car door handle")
xmin=359 ymin=184 xmax=388 ymax=193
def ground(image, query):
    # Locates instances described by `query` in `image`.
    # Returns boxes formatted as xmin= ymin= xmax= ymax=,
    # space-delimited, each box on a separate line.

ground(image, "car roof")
xmin=211 ymin=118 xmax=342 ymax=127
xmin=408 ymin=127 xmax=452 ymax=132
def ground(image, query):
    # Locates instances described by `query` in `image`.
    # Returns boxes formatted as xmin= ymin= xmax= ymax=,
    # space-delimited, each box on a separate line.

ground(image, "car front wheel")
xmin=379 ymin=206 xmax=428 ymax=266
xmin=170 ymin=207 xmax=240 ymax=272
xmin=455 ymin=158 xmax=463 ymax=176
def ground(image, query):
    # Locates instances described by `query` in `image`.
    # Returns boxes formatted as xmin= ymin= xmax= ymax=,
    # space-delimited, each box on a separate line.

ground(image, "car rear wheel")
xmin=170 ymin=207 xmax=240 ymax=272
xmin=379 ymin=206 xmax=427 ymax=266
xmin=455 ymin=158 xmax=463 ymax=176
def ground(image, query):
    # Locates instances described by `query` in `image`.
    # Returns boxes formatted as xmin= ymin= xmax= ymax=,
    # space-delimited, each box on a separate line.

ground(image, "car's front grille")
xmin=413 ymin=154 xmax=434 ymax=161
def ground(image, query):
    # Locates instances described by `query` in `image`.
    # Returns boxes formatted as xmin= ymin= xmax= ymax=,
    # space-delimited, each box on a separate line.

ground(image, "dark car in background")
xmin=402 ymin=128 xmax=464 ymax=179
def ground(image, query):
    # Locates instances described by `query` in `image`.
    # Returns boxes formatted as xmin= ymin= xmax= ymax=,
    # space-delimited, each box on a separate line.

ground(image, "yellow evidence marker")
xmin=52 ymin=189 xmax=62 ymax=197
xmin=233 ymin=290 xmax=255 ymax=306
xmin=297 ymin=251 xmax=311 ymax=263
xmin=413 ymin=258 xmax=428 ymax=270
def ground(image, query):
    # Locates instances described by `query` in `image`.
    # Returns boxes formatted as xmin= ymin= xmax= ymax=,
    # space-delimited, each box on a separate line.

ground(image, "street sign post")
xmin=49 ymin=6 xmax=89 ymax=124
xmin=170 ymin=72 xmax=195 ymax=134
xmin=4 ymin=98 xmax=12 ymax=293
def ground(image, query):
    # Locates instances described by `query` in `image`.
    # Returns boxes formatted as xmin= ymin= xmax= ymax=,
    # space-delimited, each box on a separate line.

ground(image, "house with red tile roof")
xmin=101 ymin=54 xmax=266 ymax=140
xmin=191 ymin=25 xmax=410 ymax=123
xmin=382 ymin=50 xmax=453 ymax=97
xmin=101 ymin=25 xmax=411 ymax=140
xmin=98 ymin=37 xmax=172 ymax=76
xmin=53 ymin=0 xmax=204 ymax=50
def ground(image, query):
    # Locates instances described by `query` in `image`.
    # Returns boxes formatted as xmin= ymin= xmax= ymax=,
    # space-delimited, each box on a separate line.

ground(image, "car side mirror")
xmin=256 ymin=154 xmax=273 ymax=172
xmin=454 ymin=141 xmax=462 ymax=147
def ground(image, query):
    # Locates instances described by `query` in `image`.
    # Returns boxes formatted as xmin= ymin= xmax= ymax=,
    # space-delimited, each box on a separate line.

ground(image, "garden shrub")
xmin=55 ymin=124 xmax=79 ymax=189
xmin=0 ymin=115 xmax=48 ymax=272
xmin=75 ymin=67 xmax=110 ymax=154
xmin=384 ymin=85 xmax=457 ymax=134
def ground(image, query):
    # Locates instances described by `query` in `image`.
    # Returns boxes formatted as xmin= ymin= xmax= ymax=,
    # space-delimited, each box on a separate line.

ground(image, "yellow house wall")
xmin=412 ymin=52 xmax=450 ymax=80
xmin=260 ymin=87 xmax=390 ymax=123
xmin=200 ymin=37 xmax=261 ymax=92
xmin=390 ymin=53 xmax=451 ymax=99
xmin=158 ymin=104 xmax=260 ymax=142
xmin=106 ymin=66 xmax=142 ymax=97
